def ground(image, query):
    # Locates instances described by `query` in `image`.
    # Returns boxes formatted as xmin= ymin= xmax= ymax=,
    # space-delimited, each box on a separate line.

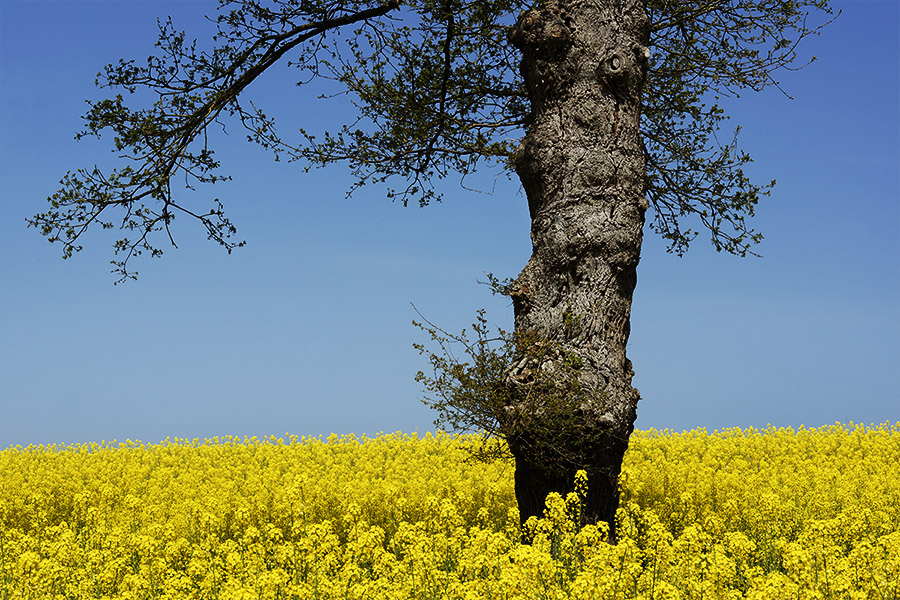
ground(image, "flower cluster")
xmin=1 ymin=424 xmax=897 ymax=598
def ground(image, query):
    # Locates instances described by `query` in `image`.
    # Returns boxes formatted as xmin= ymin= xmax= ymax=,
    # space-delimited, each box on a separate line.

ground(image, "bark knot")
xmin=596 ymin=44 xmax=650 ymax=102
xmin=508 ymin=9 xmax=572 ymax=56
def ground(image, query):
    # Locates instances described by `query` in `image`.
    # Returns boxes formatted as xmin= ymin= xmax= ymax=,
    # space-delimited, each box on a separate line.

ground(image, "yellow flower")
xmin=1 ymin=423 xmax=897 ymax=598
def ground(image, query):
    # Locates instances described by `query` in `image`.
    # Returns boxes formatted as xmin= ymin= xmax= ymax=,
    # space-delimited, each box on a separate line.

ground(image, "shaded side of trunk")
xmin=505 ymin=0 xmax=649 ymax=540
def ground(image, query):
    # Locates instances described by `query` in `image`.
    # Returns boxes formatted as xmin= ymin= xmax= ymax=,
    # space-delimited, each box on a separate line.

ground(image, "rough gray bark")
xmin=504 ymin=0 xmax=649 ymax=538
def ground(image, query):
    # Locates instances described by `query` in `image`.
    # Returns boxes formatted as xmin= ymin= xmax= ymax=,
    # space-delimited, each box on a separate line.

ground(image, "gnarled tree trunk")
xmin=505 ymin=0 xmax=649 ymax=540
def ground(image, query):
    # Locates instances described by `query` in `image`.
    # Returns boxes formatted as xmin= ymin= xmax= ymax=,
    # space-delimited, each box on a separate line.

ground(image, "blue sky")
xmin=1 ymin=0 xmax=897 ymax=448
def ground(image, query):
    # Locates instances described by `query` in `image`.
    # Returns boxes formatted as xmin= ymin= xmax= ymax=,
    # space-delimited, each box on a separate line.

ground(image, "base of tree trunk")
xmin=507 ymin=419 xmax=632 ymax=543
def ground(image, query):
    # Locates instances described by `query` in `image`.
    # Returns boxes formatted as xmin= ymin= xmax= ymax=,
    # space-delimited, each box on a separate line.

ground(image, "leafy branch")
xmin=32 ymin=0 xmax=836 ymax=280
xmin=29 ymin=0 xmax=401 ymax=282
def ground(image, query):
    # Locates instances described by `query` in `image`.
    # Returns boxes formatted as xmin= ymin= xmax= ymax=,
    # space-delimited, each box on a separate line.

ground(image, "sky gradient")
xmin=1 ymin=0 xmax=898 ymax=448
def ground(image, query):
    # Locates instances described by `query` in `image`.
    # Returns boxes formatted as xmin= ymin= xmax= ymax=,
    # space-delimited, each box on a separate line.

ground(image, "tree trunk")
xmin=505 ymin=0 xmax=649 ymax=541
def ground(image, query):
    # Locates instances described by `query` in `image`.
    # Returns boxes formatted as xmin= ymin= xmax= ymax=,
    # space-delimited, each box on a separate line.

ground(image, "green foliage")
xmin=30 ymin=0 xmax=835 ymax=279
xmin=298 ymin=0 xmax=526 ymax=204
xmin=413 ymin=308 xmax=515 ymax=461
xmin=413 ymin=303 xmax=602 ymax=468
xmin=643 ymin=0 xmax=837 ymax=255
xmin=31 ymin=0 xmax=404 ymax=282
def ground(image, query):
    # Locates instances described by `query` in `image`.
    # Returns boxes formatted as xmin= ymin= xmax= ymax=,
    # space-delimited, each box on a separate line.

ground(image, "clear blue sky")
xmin=1 ymin=0 xmax=897 ymax=448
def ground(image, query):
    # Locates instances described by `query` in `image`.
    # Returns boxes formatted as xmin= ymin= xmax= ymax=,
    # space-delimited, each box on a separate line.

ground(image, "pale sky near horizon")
xmin=1 ymin=0 xmax=898 ymax=448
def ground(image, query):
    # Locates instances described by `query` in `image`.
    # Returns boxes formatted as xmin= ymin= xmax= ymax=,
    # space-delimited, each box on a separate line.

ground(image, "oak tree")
xmin=31 ymin=0 xmax=834 ymax=538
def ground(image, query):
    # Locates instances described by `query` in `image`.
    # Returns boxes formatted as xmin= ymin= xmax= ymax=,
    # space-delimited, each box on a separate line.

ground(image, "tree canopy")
xmin=31 ymin=0 xmax=834 ymax=282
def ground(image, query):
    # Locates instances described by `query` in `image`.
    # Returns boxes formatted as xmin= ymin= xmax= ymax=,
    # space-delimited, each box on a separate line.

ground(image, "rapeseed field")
xmin=1 ymin=423 xmax=897 ymax=599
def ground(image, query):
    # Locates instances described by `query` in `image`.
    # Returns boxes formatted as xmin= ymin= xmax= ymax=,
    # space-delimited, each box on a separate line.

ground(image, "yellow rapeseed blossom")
xmin=1 ymin=424 xmax=897 ymax=598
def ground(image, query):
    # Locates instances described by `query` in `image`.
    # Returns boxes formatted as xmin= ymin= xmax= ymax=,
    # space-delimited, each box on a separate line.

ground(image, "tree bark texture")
xmin=505 ymin=0 xmax=649 ymax=538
